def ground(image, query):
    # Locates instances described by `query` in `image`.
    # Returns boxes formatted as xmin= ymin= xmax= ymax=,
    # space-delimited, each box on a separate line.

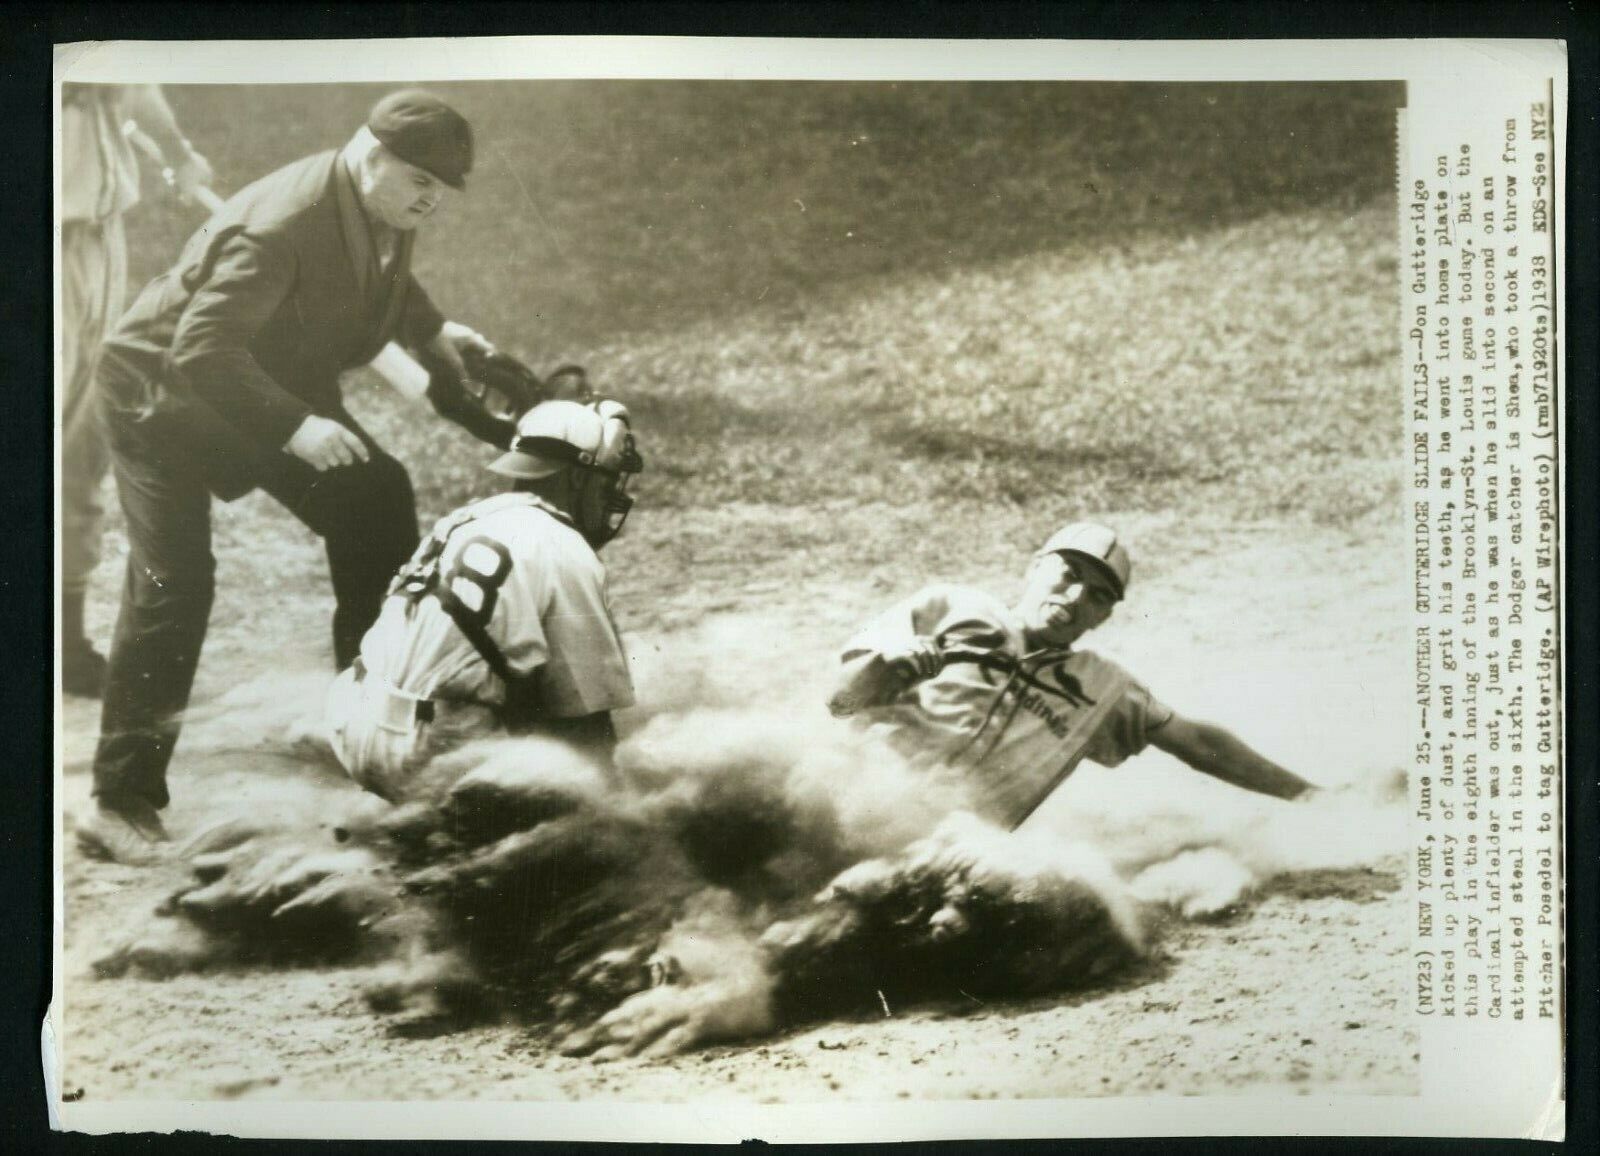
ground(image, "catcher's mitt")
xmin=459 ymin=346 xmax=593 ymax=421
xmin=421 ymin=345 xmax=594 ymax=450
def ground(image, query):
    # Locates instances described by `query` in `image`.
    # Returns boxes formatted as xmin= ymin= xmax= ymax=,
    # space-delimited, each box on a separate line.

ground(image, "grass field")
xmin=139 ymin=82 xmax=1401 ymax=343
xmin=120 ymin=81 xmax=1403 ymax=586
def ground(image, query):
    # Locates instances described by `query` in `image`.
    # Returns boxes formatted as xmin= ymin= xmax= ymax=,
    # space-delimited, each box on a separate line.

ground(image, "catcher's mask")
xmin=488 ymin=399 xmax=644 ymax=547
xmin=1035 ymin=522 xmax=1131 ymax=601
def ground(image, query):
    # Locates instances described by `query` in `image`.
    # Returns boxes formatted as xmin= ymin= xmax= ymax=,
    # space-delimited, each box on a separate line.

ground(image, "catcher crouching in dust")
xmin=327 ymin=398 xmax=644 ymax=802
xmin=828 ymin=522 xmax=1318 ymax=831
xmin=81 ymin=90 xmax=524 ymax=865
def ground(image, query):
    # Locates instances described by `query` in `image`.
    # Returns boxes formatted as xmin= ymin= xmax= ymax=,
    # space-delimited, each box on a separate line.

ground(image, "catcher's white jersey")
xmin=840 ymin=584 xmax=1171 ymax=829
xmin=359 ymin=491 xmax=635 ymax=715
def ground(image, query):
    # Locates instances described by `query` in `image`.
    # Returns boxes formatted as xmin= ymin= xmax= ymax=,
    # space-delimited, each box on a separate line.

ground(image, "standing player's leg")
xmin=273 ymin=442 xmax=420 ymax=670
xmin=60 ymin=215 xmax=128 ymax=696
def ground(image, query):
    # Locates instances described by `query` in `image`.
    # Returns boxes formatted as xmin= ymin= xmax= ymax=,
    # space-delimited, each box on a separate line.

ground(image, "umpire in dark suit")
xmin=81 ymin=91 xmax=499 ymax=863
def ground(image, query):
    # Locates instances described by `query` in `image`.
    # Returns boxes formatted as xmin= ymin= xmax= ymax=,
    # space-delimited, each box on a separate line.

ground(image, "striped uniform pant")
xmin=61 ymin=214 xmax=128 ymax=597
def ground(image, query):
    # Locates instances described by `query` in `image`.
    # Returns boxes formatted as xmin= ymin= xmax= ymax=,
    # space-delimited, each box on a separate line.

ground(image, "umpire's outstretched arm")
xmin=1148 ymin=713 xmax=1317 ymax=801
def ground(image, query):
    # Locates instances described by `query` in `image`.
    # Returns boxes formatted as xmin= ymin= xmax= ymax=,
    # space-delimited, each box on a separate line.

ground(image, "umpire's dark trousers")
xmin=91 ymin=364 xmax=420 ymax=811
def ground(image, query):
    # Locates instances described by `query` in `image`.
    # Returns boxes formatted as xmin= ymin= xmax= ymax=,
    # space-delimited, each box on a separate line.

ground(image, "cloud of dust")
xmin=562 ymin=890 xmax=778 ymax=1059
xmin=102 ymin=690 xmax=1142 ymax=1055
xmin=559 ymin=810 xmax=1143 ymax=1057
xmin=1039 ymin=759 xmax=1409 ymax=918
xmin=94 ymin=613 xmax=1407 ymax=1056
xmin=178 ymin=668 xmax=339 ymax=765
xmin=623 ymin=609 xmax=840 ymax=722
xmin=618 ymin=707 xmax=975 ymax=861
xmin=1128 ymin=848 xmax=1258 ymax=919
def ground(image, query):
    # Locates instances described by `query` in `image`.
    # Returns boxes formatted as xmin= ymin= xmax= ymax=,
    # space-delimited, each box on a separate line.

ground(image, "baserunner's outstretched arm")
xmin=1149 ymin=713 xmax=1318 ymax=801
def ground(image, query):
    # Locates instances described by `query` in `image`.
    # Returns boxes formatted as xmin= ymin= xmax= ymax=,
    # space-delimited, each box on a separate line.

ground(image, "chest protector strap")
xmin=434 ymin=583 xmax=520 ymax=687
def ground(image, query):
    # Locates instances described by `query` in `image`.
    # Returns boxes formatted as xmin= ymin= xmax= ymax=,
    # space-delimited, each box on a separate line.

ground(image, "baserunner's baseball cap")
xmin=1038 ymin=522 xmax=1131 ymax=600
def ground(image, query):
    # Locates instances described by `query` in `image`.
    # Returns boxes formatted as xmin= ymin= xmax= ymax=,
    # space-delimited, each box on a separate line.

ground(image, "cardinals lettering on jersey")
xmin=838 ymin=585 xmax=1172 ymax=830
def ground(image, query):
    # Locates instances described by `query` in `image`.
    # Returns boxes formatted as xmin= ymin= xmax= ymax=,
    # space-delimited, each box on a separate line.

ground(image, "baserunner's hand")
xmin=887 ymin=636 xmax=944 ymax=682
xmin=285 ymin=414 xmax=371 ymax=471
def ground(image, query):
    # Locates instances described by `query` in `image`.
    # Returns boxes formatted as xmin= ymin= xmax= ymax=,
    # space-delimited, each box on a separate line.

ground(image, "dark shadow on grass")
xmin=625 ymin=390 xmax=828 ymax=442
xmin=136 ymin=81 xmax=1405 ymax=351
xmin=626 ymin=385 xmax=1196 ymax=511
xmin=877 ymin=422 xmax=1181 ymax=478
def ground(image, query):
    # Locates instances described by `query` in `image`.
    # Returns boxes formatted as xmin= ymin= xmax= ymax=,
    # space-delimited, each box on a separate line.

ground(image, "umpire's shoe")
xmin=77 ymin=797 xmax=172 ymax=867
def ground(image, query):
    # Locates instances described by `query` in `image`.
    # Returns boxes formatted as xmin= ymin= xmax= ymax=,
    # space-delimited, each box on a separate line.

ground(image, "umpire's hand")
xmin=284 ymin=414 xmax=371 ymax=471
xmin=426 ymin=320 xmax=497 ymax=382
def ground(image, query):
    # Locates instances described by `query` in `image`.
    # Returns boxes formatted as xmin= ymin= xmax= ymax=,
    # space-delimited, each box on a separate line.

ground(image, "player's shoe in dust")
xmin=76 ymin=797 xmax=172 ymax=867
xmin=61 ymin=641 xmax=108 ymax=698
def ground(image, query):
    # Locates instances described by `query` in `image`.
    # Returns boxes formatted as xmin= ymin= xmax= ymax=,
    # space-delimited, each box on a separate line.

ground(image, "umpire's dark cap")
xmin=367 ymin=89 xmax=473 ymax=189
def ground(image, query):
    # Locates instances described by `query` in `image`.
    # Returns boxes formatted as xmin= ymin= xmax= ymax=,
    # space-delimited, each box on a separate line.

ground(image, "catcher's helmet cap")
xmin=1038 ymin=522 xmax=1131 ymax=600
xmin=488 ymin=399 xmax=640 ymax=480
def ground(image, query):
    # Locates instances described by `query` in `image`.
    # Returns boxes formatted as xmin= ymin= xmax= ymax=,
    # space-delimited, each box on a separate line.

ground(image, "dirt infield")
xmin=58 ymin=513 xmax=1417 ymax=1102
